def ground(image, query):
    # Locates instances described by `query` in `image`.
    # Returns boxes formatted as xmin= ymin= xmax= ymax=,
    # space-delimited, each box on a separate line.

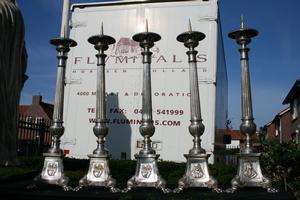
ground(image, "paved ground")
xmin=0 ymin=173 xmax=296 ymax=200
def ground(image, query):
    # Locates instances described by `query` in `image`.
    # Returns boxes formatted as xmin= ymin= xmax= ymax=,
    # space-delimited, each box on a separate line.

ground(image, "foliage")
xmin=0 ymin=156 xmax=43 ymax=179
xmin=109 ymin=160 xmax=136 ymax=187
xmin=260 ymin=141 xmax=300 ymax=198
xmin=209 ymin=163 xmax=237 ymax=187
xmin=158 ymin=161 xmax=185 ymax=187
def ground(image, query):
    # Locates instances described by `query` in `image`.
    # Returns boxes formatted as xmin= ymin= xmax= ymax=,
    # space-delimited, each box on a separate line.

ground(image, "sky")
xmin=17 ymin=0 xmax=300 ymax=129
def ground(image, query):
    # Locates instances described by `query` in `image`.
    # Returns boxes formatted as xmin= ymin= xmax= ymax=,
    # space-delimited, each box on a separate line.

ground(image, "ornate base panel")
xmin=227 ymin=153 xmax=278 ymax=193
xmin=123 ymin=154 xmax=170 ymax=193
xmin=78 ymin=154 xmax=119 ymax=192
xmin=174 ymin=154 xmax=221 ymax=193
xmin=34 ymin=154 xmax=69 ymax=189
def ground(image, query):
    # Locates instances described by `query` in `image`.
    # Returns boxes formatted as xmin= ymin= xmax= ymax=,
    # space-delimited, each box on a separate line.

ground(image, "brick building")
xmin=264 ymin=79 xmax=300 ymax=144
xmin=282 ymin=79 xmax=300 ymax=143
xmin=265 ymin=107 xmax=292 ymax=143
xmin=224 ymin=129 xmax=261 ymax=149
xmin=18 ymin=95 xmax=53 ymax=155
xmin=19 ymin=95 xmax=53 ymax=120
xmin=224 ymin=129 xmax=243 ymax=149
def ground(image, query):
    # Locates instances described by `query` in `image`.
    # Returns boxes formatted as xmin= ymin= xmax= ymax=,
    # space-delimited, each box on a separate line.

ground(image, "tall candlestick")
xmin=35 ymin=36 xmax=77 ymax=190
xmin=77 ymin=23 xmax=119 ymax=192
xmin=174 ymin=20 xmax=220 ymax=193
xmin=227 ymin=17 xmax=277 ymax=193
xmin=123 ymin=20 xmax=170 ymax=193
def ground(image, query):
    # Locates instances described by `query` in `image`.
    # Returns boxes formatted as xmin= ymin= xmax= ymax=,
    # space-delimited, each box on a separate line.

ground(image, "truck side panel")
xmin=62 ymin=1 xmax=226 ymax=163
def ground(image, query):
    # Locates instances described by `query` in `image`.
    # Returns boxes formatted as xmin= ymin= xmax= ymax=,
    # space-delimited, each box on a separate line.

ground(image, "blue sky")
xmin=18 ymin=0 xmax=300 ymax=129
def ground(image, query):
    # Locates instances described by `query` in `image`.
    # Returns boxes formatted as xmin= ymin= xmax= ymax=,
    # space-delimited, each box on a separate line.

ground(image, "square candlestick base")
xmin=174 ymin=154 xmax=221 ymax=193
xmin=78 ymin=154 xmax=119 ymax=192
xmin=227 ymin=153 xmax=278 ymax=193
xmin=123 ymin=154 xmax=170 ymax=193
xmin=34 ymin=153 xmax=69 ymax=190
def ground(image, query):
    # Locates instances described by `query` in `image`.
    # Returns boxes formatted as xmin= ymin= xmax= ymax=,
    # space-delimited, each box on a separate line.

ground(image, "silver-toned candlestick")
xmin=123 ymin=21 xmax=170 ymax=193
xmin=226 ymin=16 xmax=277 ymax=193
xmin=35 ymin=36 xmax=77 ymax=190
xmin=173 ymin=20 xmax=220 ymax=193
xmin=77 ymin=23 xmax=119 ymax=192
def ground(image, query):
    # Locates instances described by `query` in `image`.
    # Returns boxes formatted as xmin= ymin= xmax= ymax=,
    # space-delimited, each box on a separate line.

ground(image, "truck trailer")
xmin=62 ymin=0 xmax=228 ymax=163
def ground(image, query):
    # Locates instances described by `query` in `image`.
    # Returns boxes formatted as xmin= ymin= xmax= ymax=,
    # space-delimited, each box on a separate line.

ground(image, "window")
xmin=25 ymin=116 xmax=34 ymax=128
xmin=275 ymin=118 xmax=281 ymax=142
xmin=292 ymin=130 xmax=299 ymax=144
xmin=292 ymin=99 xmax=298 ymax=120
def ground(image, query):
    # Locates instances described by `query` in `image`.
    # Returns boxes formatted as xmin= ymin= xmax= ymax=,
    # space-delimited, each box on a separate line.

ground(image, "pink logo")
xmin=111 ymin=37 xmax=160 ymax=55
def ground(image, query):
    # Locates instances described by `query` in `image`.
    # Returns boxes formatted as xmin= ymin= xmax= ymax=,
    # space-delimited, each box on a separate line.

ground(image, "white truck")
xmin=62 ymin=0 xmax=227 ymax=163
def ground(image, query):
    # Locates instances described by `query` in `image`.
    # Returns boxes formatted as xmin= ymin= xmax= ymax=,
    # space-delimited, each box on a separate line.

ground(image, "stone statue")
xmin=0 ymin=0 xmax=27 ymax=166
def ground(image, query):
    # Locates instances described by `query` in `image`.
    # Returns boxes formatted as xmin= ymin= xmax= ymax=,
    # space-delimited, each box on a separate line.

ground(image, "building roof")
xmin=19 ymin=105 xmax=29 ymax=115
xmin=283 ymin=79 xmax=300 ymax=104
xmin=226 ymin=128 xmax=260 ymax=142
xmin=19 ymin=95 xmax=54 ymax=120
xmin=40 ymin=102 xmax=54 ymax=119
xmin=265 ymin=107 xmax=291 ymax=127
xmin=226 ymin=129 xmax=243 ymax=140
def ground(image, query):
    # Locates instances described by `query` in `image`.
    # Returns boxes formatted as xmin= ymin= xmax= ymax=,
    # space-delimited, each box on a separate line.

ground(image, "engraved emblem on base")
xmin=79 ymin=155 xmax=117 ymax=192
xmin=173 ymin=20 xmax=221 ymax=193
xmin=35 ymin=36 xmax=77 ymax=190
xmin=37 ymin=154 xmax=68 ymax=186
xmin=133 ymin=155 xmax=160 ymax=184
xmin=175 ymin=154 xmax=220 ymax=193
xmin=230 ymin=153 xmax=275 ymax=192
xmin=226 ymin=17 xmax=277 ymax=193
xmin=77 ymin=24 xmax=118 ymax=192
xmin=125 ymin=154 xmax=169 ymax=193
xmin=123 ymin=21 xmax=170 ymax=193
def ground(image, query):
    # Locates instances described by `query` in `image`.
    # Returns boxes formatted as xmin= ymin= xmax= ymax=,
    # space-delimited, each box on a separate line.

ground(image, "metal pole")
xmin=49 ymin=0 xmax=71 ymax=155
xmin=35 ymin=0 xmax=77 ymax=188
xmin=60 ymin=0 xmax=70 ymax=37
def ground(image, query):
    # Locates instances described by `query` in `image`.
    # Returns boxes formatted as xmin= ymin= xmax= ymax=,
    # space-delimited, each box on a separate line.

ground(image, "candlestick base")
xmin=173 ymin=154 xmax=221 ymax=193
xmin=226 ymin=153 xmax=278 ymax=193
xmin=35 ymin=153 xmax=70 ymax=190
xmin=123 ymin=154 xmax=170 ymax=193
xmin=77 ymin=154 xmax=119 ymax=192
